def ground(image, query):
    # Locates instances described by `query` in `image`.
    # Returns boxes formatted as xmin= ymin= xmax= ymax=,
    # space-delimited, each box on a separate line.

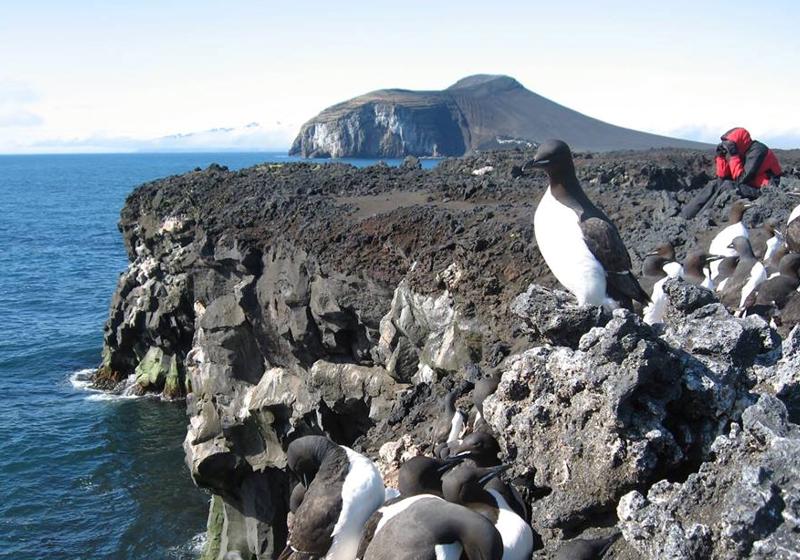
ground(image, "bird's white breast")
xmin=643 ymin=277 xmax=668 ymax=326
xmin=740 ymin=262 xmax=767 ymax=308
xmin=534 ymin=187 xmax=607 ymax=306
xmin=434 ymin=543 xmax=463 ymax=560
xmin=487 ymin=490 xmax=534 ymax=560
xmin=446 ymin=411 xmax=465 ymax=444
xmin=789 ymin=204 xmax=800 ymax=225
xmin=709 ymin=223 xmax=748 ymax=278
xmin=327 ymin=447 xmax=386 ymax=560
xmin=763 ymin=235 xmax=781 ymax=262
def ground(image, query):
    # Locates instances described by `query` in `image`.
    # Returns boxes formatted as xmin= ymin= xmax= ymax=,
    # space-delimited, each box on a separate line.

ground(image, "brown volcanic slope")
xmin=290 ymin=74 xmax=710 ymax=157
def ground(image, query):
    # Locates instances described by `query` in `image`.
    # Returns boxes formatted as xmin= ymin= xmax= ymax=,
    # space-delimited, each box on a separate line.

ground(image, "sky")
xmin=2 ymin=0 xmax=800 ymax=154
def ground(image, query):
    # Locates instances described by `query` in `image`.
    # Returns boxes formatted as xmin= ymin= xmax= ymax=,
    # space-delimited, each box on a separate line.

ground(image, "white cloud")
xmin=0 ymin=81 xmax=43 ymax=128
xmin=24 ymin=121 xmax=295 ymax=153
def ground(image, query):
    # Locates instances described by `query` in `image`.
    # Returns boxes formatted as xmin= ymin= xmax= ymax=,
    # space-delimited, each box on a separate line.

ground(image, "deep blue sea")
xmin=0 ymin=152 xmax=439 ymax=560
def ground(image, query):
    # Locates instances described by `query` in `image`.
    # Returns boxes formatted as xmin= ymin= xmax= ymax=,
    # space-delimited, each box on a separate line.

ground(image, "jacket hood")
xmin=722 ymin=127 xmax=752 ymax=155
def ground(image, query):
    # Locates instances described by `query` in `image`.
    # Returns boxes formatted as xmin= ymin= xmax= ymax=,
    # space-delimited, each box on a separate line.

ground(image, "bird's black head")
xmin=729 ymin=200 xmax=754 ymax=222
xmin=286 ymin=435 xmax=337 ymax=487
xmin=765 ymin=218 xmax=781 ymax=235
xmin=727 ymin=236 xmax=753 ymax=257
xmin=523 ymin=139 xmax=574 ymax=173
xmin=450 ymin=432 xmax=502 ymax=467
xmin=441 ymin=463 xmax=510 ymax=505
xmin=779 ymin=253 xmax=800 ymax=277
xmin=647 ymin=241 xmax=677 ymax=261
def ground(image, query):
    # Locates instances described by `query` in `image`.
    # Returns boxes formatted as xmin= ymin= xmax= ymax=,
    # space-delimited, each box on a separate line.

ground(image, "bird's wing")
xmin=580 ymin=216 xmax=649 ymax=305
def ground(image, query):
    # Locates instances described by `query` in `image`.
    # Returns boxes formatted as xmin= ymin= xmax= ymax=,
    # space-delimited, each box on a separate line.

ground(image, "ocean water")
xmin=0 ymin=152 xmax=437 ymax=560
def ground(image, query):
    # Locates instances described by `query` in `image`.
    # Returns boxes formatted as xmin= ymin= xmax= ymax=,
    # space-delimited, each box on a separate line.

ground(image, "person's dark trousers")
xmin=681 ymin=179 xmax=760 ymax=219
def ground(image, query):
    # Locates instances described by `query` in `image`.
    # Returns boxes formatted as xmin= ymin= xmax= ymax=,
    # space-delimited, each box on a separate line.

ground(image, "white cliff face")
xmin=292 ymin=102 xmax=461 ymax=158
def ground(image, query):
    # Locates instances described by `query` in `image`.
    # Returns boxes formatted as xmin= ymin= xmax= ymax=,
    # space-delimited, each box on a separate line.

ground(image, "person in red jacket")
xmin=681 ymin=127 xmax=782 ymax=219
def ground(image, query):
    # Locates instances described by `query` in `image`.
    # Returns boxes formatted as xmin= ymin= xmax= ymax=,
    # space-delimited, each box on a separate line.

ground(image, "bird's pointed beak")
xmin=478 ymin=464 xmax=510 ymax=485
xmin=302 ymin=473 xmax=309 ymax=488
xmin=451 ymin=449 xmax=473 ymax=459
xmin=788 ymin=192 xmax=800 ymax=198
xmin=437 ymin=456 xmax=465 ymax=473
xmin=743 ymin=203 xmax=755 ymax=209
xmin=705 ymin=255 xmax=725 ymax=263
xmin=522 ymin=159 xmax=550 ymax=171
xmin=775 ymin=229 xmax=784 ymax=237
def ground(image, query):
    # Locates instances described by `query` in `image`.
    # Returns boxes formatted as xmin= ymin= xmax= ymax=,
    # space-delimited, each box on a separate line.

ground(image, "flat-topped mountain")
xmin=289 ymin=74 xmax=709 ymax=157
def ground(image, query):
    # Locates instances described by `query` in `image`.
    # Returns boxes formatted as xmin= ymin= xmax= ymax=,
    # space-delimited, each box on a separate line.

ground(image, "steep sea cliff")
xmin=98 ymin=149 xmax=800 ymax=559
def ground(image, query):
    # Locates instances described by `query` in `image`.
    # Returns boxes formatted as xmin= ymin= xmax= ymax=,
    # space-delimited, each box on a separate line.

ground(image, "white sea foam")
xmin=167 ymin=532 xmax=207 ymax=558
xmin=69 ymin=370 xmax=144 ymax=401
xmin=69 ymin=369 xmax=97 ymax=390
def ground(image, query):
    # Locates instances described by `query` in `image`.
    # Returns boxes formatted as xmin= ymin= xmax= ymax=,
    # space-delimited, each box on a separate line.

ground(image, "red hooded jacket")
xmin=716 ymin=127 xmax=781 ymax=188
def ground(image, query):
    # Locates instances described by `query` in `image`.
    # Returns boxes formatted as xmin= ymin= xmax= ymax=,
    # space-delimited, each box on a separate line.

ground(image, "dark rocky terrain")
xmin=96 ymin=147 xmax=800 ymax=560
xmin=289 ymin=75 xmax=710 ymax=158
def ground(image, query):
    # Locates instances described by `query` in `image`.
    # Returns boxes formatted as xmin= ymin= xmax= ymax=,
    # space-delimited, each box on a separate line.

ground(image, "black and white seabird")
xmin=749 ymin=218 xmax=782 ymax=261
xmin=750 ymin=253 xmax=800 ymax=320
xmin=442 ymin=464 xmax=534 ymax=560
xmin=786 ymin=193 xmax=800 ymax=253
xmin=681 ymin=251 xmax=720 ymax=290
xmin=719 ymin=237 xmax=767 ymax=313
xmin=398 ymin=455 xmax=463 ymax=498
xmin=283 ymin=435 xmax=385 ymax=560
xmin=450 ymin=432 xmax=528 ymax=522
xmin=356 ymin=455 xmax=463 ymax=559
xmin=708 ymin=199 xmax=752 ymax=279
xmin=361 ymin=497 xmax=504 ymax=560
xmin=553 ymin=532 xmax=621 ymax=560
xmin=432 ymin=391 xmax=466 ymax=449
xmin=766 ymin=244 xmax=790 ymax=277
xmin=471 ymin=370 xmax=501 ymax=432
xmin=525 ymin=139 xmax=649 ymax=310
xmin=639 ymin=244 xmax=682 ymax=325
xmin=713 ymin=255 xmax=740 ymax=291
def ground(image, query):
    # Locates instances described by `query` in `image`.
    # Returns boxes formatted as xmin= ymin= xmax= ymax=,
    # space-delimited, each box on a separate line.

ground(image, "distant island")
xmin=289 ymin=74 xmax=709 ymax=158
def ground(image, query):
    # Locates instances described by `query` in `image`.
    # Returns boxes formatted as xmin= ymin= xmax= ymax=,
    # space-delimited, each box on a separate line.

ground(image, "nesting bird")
xmin=526 ymin=139 xmax=648 ymax=310
xmin=708 ymin=200 xmax=752 ymax=278
xmin=361 ymin=497 xmax=504 ymax=560
xmin=441 ymin=464 xmax=534 ymax=560
xmin=681 ymin=250 xmax=719 ymax=289
xmin=749 ymin=218 xmax=782 ymax=261
xmin=719 ymin=237 xmax=767 ymax=313
xmin=283 ymin=436 xmax=385 ymax=560
xmin=432 ymin=391 xmax=466 ymax=454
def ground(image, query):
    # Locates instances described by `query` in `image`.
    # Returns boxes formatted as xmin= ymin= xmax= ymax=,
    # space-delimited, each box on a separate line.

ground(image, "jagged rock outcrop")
xmin=97 ymin=150 xmax=800 ymax=560
xmin=290 ymin=74 xmax=709 ymax=158
xmin=618 ymin=394 xmax=800 ymax=560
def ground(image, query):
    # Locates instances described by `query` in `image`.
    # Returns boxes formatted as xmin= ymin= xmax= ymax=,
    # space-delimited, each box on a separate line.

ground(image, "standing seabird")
xmin=749 ymin=218 xmax=782 ymax=261
xmin=471 ymin=370 xmax=501 ymax=433
xmin=442 ymin=464 xmax=534 ymax=560
xmin=681 ymin=251 xmax=720 ymax=289
xmin=432 ymin=392 xmax=466 ymax=449
xmin=720 ymin=237 xmax=767 ymax=313
xmin=750 ymin=253 xmax=800 ymax=320
xmin=641 ymin=253 xmax=683 ymax=326
xmin=450 ymin=432 xmax=528 ymax=522
xmin=786 ymin=193 xmax=800 ymax=253
xmin=525 ymin=139 xmax=648 ymax=310
xmin=283 ymin=435 xmax=385 ymax=560
xmin=766 ymin=244 xmax=790 ymax=277
xmin=362 ymin=497 xmax=504 ymax=560
xmin=708 ymin=200 xmax=752 ymax=278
